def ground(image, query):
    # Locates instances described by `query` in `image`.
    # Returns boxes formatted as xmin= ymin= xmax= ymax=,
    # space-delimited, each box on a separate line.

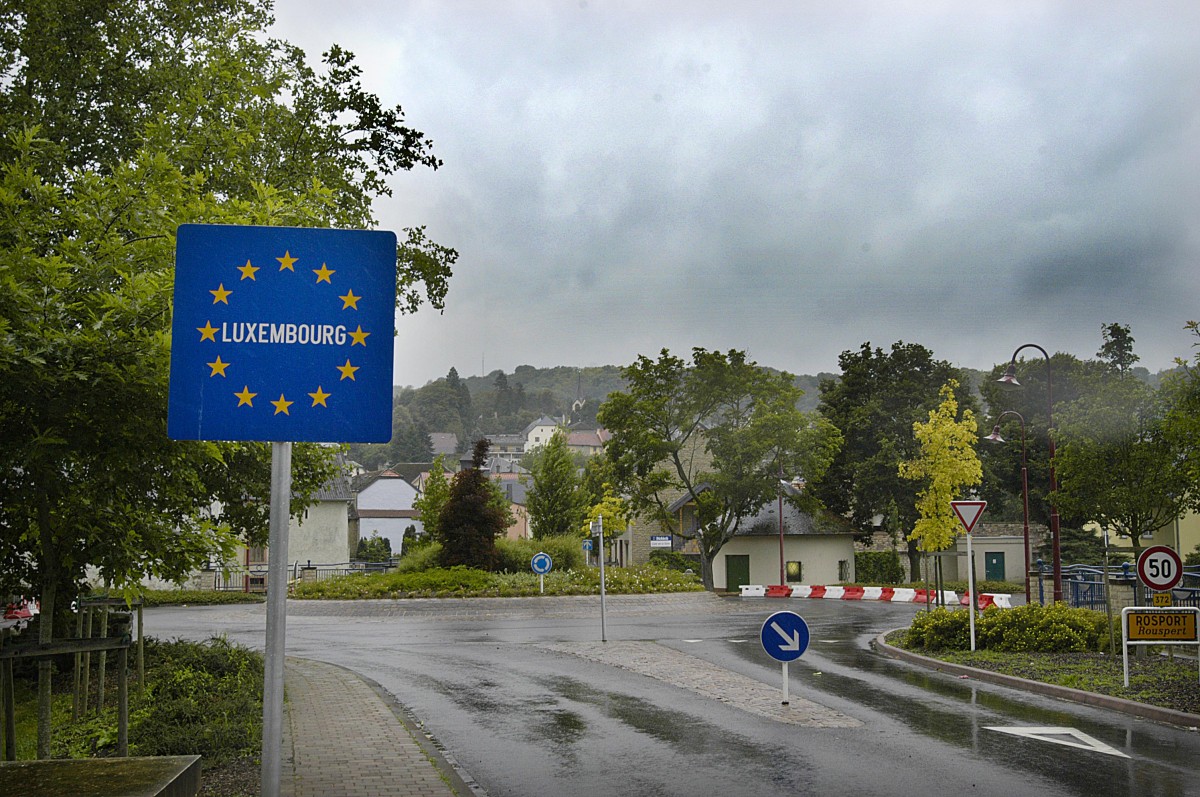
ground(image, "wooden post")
xmin=118 ymin=648 xmax=129 ymax=757
xmin=81 ymin=608 xmax=93 ymax=715
xmin=97 ymin=608 xmax=109 ymax=713
xmin=73 ymin=604 xmax=84 ymax=719
xmin=136 ymin=603 xmax=145 ymax=694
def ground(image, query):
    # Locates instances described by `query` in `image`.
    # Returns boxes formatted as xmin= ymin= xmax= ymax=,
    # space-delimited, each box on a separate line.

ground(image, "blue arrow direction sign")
xmin=760 ymin=611 xmax=810 ymax=663
xmin=168 ymin=224 xmax=397 ymax=443
xmin=582 ymin=540 xmax=594 ymax=551
xmin=531 ymin=552 xmax=553 ymax=575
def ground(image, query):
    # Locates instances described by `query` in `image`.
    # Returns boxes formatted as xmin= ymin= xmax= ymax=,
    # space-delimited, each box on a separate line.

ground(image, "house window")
xmin=785 ymin=561 xmax=802 ymax=583
xmin=838 ymin=559 xmax=850 ymax=582
xmin=247 ymin=546 xmax=267 ymax=564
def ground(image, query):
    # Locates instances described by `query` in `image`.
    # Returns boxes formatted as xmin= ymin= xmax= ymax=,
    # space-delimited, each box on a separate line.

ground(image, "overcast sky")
xmin=270 ymin=1 xmax=1200 ymax=388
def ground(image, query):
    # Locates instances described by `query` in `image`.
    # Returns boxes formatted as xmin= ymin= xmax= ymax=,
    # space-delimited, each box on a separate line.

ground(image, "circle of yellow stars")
xmin=195 ymin=250 xmax=372 ymax=416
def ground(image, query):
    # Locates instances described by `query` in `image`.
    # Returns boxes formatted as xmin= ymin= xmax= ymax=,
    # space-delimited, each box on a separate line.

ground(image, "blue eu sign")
xmin=168 ymin=224 xmax=397 ymax=443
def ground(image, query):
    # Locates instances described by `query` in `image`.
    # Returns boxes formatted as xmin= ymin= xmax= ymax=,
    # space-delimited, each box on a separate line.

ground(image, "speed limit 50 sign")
xmin=1137 ymin=545 xmax=1183 ymax=592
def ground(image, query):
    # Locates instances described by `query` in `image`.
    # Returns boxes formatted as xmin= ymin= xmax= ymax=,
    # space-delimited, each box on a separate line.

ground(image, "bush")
xmin=495 ymin=536 xmax=585 ymax=573
xmin=291 ymin=561 xmax=703 ymax=599
xmin=905 ymin=603 xmax=1113 ymax=653
xmin=51 ymin=637 xmax=262 ymax=763
xmin=396 ymin=541 xmax=443 ymax=573
xmin=649 ymin=550 xmax=700 ymax=573
xmin=137 ymin=590 xmax=265 ymax=607
xmin=855 ymin=551 xmax=905 ymax=584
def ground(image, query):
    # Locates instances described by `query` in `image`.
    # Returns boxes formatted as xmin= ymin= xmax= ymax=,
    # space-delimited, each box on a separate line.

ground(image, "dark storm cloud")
xmin=270 ymin=2 xmax=1200 ymax=384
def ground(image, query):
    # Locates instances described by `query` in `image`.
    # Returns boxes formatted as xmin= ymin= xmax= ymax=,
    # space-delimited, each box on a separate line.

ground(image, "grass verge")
xmin=886 ymin=628 xmax=1200 ymax=716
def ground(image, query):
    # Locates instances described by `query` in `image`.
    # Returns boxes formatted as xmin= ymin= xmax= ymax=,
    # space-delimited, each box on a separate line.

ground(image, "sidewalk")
xmin=282 ymin=657 xmax=476 ymax=797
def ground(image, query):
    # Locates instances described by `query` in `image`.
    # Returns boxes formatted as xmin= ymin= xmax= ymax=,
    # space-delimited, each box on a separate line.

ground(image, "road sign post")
xmin=168 ymin=224 xmax=397 ymax=797
xmin=760 ymin=611 xmax=810 ymax=705
xmin=1136 ymin=545 xmax=1183 ymax=594
xmin=951 ymin=501 xmax=987 ymax=652
xmin=531 ymin=552 xmax=553 ymax=594
xmin=591 ymin=518 xmax=607 ymax=642
xmin=1121 ymin=606 xmax=1199 ymax=687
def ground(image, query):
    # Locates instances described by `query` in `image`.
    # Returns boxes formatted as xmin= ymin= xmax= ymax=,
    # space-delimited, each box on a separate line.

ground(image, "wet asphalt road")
xmin=145 ymin=594 xmax=1200 ymax=797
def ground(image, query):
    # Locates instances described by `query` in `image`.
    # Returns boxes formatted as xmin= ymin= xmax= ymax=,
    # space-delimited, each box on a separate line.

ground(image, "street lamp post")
xmin=984 ymin=411 xmax=1032 ymax=604
xmin=997 ymin=343 xmax=1062 ymax=603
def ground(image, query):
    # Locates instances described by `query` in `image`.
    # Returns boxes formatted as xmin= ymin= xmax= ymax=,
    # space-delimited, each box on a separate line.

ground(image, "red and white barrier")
xmin=735 ymin=585 xmax=1012 ymax=607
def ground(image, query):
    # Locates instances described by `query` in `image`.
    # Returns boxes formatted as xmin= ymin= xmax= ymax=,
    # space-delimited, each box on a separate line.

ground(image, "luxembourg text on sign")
xmin=168 ymin=224 xmax=397 ymax=443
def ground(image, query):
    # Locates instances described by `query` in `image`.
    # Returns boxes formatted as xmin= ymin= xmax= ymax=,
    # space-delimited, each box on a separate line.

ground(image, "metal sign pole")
xmin=261 ymin=441 xmax=292 ymax=797
xmin=593 ymin=517 xmax=607 ymax=642
xmin=782 ymin=661 xmax=789 ymax=706
xmin=967 ymin=531 xmax=976 ymax=652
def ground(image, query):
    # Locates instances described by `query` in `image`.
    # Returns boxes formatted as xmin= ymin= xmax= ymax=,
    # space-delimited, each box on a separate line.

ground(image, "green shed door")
xmin=985 ymin=552 xmax=1005 ymax=582
xmin=726 ymin=554 xmax=750 ymax=592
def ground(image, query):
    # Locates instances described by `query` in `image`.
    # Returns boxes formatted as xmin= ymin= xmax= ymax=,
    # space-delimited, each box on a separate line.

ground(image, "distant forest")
xmin=346 ymin=363 xmax=836 ymax=469
xmin=346 ymin=354 xmax=1171 ymax=471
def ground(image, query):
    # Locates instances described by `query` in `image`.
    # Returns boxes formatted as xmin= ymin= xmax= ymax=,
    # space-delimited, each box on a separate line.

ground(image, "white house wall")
xmin=289 ymin=501 xmax=351 ymax=566
xmin=713 ymin=536 xmax=855 ymax=590
xmin=359 ymin=517 xmax=422 ymax=557
xmin=358 ymin=478 xmax=418 ymax=511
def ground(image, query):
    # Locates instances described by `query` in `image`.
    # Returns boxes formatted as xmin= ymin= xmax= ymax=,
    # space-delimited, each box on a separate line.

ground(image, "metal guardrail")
xmin=203 ymin=560 xmax=398 ymax=591
xmin=1035 ymin=562 xmax=1200 ymax=608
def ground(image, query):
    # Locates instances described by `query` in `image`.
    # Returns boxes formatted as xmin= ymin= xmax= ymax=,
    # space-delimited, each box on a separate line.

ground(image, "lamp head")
xmin=997 ymin=362 xmax=1021 ymax=386
xmin=984 ymin=425 xmax=1006 ymax=443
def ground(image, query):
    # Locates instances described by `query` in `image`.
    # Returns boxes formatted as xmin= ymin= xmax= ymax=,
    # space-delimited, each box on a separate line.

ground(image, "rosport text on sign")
xmin=1126 ymin=609 xmax=1198 ymax=642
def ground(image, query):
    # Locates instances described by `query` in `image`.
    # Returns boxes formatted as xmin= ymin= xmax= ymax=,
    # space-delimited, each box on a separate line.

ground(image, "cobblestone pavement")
xmin=282 ymin=657 xmax=470 ymax=797
xmin=542 ymin=640 xmax=862 ymax=728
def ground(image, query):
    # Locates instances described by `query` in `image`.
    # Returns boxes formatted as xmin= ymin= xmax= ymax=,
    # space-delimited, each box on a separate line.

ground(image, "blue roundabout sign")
xmin=531 ymin=552 xmax=553 ymax=575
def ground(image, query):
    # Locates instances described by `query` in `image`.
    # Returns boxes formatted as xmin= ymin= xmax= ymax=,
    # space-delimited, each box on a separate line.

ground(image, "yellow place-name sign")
xmin=1152 ymin=592 xmax=1173 ymax=607
xmin=1126 ymin=609 xmax=1198 ymax=642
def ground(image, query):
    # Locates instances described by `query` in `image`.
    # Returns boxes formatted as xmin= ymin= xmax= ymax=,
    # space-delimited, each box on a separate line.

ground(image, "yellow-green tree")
xmin=583 ymin=484 xmax=630 ymax=540
xmin=899 ymin=380 xmax=982 ymax=552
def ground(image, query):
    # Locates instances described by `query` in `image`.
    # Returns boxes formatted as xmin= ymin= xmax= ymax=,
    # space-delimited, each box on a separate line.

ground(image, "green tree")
xmin=525 ymin=429 xmax=587 ymax=539
xmin=437 ymin=440 xmax=506 ymax=570
xmin=898 ymin=381 xmax=983 ymax=553
xmin=583 ymin=484 xmax=630 ymax=554
xmin=355 ymin=533 xmax=392 ymax=563
xmin=977 ymin=350 xmax=1107 ymax=529
xmin=1097 ymin=322 xmax=1139 ymax=373
xmin=812 ymin=341 xmax=976 ymax=573
xmin=599 ymin=348 xmax=841 ymax=589
xmin=445 ymin=367 xmax=474 ymax=443
xmin=1053 ymin=375 xmax=1193 ymax=563
xmin=413 ymin=455 xmax=452 ymax=541
xmin=0 ymin=0 xmax=453 ymax=754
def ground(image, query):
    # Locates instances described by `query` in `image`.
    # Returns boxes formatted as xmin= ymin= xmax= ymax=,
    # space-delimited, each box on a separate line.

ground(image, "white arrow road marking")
xmin=985 ymin=727 xmax=1130 ymax=758
xmin=770 ymin=621 xmax=802 ymax=651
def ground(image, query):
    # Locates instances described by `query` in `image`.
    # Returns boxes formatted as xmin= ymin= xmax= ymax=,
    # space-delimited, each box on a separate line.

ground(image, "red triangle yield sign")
xmin=951 ymin=500 xmax=987 ymax=533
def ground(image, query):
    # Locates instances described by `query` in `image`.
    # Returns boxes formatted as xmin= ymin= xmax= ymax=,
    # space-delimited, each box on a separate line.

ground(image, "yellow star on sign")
xmin=308 ymin=386 xmax=331 ymax=407
xmin=197 ymin=321 xmax=218 ymax=342
xmin=271 ymin=394 xmax=294 ymax=415
xmin=339 ymin=289 xmax=361 ymax=310
xmin=235 ymin=386 xmax=257 ymax=407
xmin=238 ymin=260 xmax=259 ymax=280
xmin=313 ymin=263 xmax=335 ymax=283
xmin=349 ymin=326 xmax=370 ymax=346
xmin=210 ymin=283 xmax=232 ymax=304
xmin=277 ymin=251 xmax=298 ymax=271
xmin=207 ymin=355 xmax=230 ymax=377
xmin=337 ymin=359 xmax=359 ymax=381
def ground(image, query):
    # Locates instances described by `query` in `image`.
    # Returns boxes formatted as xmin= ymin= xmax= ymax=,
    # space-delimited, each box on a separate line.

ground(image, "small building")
xmin=522 ymin=416 xmax=561 ymax=452
xmin=566 ymin=428 xmax=610 ymax=458
xmin=664 ymin=489 xmax=858 ymax=591
xmin=355 ymin=469 xmax=422 ymax=555
xmin=943 ymin=522 xmax=1048 ymax=584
